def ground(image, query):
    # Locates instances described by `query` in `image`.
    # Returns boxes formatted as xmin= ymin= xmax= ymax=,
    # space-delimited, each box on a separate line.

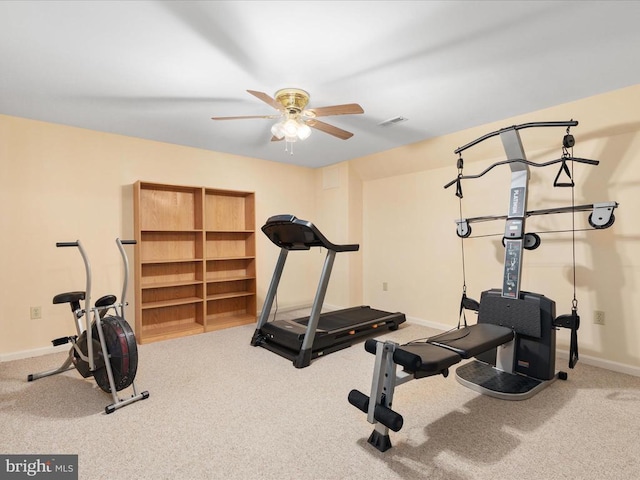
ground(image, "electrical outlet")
xmin=594 ymin=310 xmax=605 ymax=325
xmin=382 ymin=282 xmax=388 ymax=291
xmin=30 ymin=306 xmax=42 ymax=320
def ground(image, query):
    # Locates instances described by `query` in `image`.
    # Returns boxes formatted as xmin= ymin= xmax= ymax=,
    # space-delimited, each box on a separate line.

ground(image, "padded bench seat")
xmin=363 ymin=323 xmax=514 ymax=381
xmin=393 ymin=343 xmax=462 ymax=379
xmin=427 ymin=323 xmax=514 ymax=358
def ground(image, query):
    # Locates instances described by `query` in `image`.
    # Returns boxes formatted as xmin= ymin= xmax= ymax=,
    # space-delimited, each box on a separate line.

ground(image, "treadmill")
xmin=251 ymin=214 xmax=406 ymax=368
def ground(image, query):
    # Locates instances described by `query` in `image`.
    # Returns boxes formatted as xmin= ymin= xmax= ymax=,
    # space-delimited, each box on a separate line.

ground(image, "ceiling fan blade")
xmin=306 ymin=103 xmax=364 ymax=117
xmin=247 ymin=90 xmax=284 ymax=111
xmin=306 ymin=119 xmax=354 ymax=140
xmin=271 ymin=136 xmax=283 ymax=142
xmin=211 ymin=114 xmax=280 ymax=120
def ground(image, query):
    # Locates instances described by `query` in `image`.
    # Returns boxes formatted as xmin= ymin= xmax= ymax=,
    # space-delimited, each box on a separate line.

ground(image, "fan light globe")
xmin=271 ymin=122 xmax=285 ymax=139
xmin=297 ymin=122 xmax=311 ymax=140
xmin=283 ymin=119 xmax=299 ymax=137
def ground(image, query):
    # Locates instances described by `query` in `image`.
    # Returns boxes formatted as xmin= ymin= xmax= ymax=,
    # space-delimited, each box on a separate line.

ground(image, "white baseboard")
xmin=0 ymin=344 xmax=68 ymax=362
xmin=405 ymin=315 xmax=457 ymax=331
xmin=556 ymin=349 xmax=640 ymax=377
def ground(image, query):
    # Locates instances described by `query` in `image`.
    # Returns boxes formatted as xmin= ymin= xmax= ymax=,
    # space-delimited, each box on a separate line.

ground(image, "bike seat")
xmin=53 ymin=291 xmax=85 ymax=305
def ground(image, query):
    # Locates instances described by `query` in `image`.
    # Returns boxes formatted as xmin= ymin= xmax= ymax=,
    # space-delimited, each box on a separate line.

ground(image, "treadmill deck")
xmin=259 ymin=306 xmax=405 ymax=357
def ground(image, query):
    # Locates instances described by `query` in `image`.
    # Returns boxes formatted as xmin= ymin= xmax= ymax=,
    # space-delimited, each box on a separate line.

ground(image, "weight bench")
xmin=349 ymin=289 xmax=573 ymax=452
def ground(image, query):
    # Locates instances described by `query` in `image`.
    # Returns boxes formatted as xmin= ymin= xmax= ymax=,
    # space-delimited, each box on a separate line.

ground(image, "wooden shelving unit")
xmin=133 ymin=181 xmax=256 ymax=344
xmin=203 ymin=188 xmax=256 ymax=332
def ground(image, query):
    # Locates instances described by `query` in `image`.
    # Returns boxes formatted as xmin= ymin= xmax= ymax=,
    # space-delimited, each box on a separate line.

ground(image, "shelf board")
xmin=141 ymin=296 xmax=203 ymax=309
xmin=206 ymin=291 xmax=254 ymax=301
xmin=141 ymin=229 xmax=203 ymax=233
xmin=205 ymin=314 xmax=256 ymax=332
xmin=206 ymin=230 xmax=255 ymax=234
xmin=141 ymin=279 xmax=203 ymax=289
xmin=141 ymin=258 xmax=204 ymax=265
xmin=206 ymin=275 xmax=255 ymax=283
xmin=139 ymin=322 xmax=205 ymax=344
xmin=206 ymin=256 xmax=255 ymax=262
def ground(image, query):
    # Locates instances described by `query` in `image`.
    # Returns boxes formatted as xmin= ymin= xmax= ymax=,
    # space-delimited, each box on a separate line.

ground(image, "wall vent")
xmin=378 ymin=116 xmax=408 ymax=127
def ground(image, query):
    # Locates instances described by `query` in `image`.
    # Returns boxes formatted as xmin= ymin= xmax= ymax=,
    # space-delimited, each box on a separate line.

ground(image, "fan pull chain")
xmin=285 ymin=140 xmax=294 ymax=155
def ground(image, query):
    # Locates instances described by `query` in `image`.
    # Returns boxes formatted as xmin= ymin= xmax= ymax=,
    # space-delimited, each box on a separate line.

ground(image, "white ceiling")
xmin=2 ymin=1 xmax=640 ymax=168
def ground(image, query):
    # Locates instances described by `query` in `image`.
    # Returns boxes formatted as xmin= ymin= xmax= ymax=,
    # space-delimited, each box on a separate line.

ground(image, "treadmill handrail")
xmin=261 ymin=214 xmax=360 ymax=253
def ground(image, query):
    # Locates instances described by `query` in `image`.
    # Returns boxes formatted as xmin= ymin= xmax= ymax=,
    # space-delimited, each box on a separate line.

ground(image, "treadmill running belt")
xmin=296 ymin=307 xmax=395 ymax=332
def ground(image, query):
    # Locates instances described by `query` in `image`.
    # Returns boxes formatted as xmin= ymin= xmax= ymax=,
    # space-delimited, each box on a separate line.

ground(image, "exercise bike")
xmin=28 ymin=238 xmax=149 ymax=414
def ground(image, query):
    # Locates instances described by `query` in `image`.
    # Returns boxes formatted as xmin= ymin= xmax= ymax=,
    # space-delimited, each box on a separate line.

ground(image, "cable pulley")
xmin=554 ymin=125 xmax=576 ymax=187
xmin=455 ymin=154 xmax=464 ymax=198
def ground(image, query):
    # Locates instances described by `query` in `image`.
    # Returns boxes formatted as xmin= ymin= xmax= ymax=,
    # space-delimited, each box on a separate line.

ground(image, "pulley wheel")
xmin=524 ymin=232 xmax=541 ymax=250
xmin=456 ymin=224 xmax=472 ymax=238
xmin=92 ymin=316 xmax=138 ymax=393
xmin=588 ymin=212 xmax=615 ymax=229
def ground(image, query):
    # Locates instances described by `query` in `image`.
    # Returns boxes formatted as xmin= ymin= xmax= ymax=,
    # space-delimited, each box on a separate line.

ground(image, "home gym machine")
xmin=251 ymin=214 xmax=406 ymax=368
xmin=28 ymin=239 xmax=149 ymax=414
xmin=348 ymin=120 xmax=619 ymax=451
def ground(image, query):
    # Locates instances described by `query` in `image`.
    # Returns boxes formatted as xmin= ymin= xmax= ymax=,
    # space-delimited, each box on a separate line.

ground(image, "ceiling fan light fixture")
xmin=271 ymin=122 xmax=285 ymax=139
xmin=282 ymin=118 xmax=300 ymax=137
xmin=271 ymin=116 xmax=312 ymax=145
xmin=297 ymin=122 xmax=311 ymax=140
xmin=213 ymin=88 xmax=363 ymax=155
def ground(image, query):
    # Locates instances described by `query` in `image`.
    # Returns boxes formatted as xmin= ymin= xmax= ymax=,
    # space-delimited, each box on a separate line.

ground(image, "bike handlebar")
xmin=56 ymin=241 xmax=79 ymax=247
xmin=57 ymin=240 xmax=136 ymax=246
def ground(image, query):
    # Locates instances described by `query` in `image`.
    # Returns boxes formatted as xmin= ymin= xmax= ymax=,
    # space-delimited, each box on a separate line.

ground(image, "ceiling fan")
xmin=211 ymin=89 xmax=364 ymax=146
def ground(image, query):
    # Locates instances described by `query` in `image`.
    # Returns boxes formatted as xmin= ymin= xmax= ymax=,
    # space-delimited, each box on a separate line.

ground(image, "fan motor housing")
xmin=275 ymin=88 xmax=310 ymax=113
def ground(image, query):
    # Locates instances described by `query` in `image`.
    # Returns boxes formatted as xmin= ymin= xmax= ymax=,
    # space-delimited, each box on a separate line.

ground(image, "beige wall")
xmin=2 ymin=83 xmax=639 ymax=373
xmin=312 ymin=163 xmax=363 ymax=309
xmin=352 ymin=84 xmax=640 ymax=371
xmin=0 ymin=115 xmax=325 ymax=357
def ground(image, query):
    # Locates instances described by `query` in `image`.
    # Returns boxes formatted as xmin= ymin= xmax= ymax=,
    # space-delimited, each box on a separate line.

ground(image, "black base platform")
xmin=455 ymin=360 xmax=553 ymax=400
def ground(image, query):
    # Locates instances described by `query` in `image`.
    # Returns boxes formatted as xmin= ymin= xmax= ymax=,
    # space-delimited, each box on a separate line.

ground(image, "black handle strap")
xmin=554 ymin=310 xmax=580 ymax=368
xmin=553 ymin=159 xmax=574 ymax=187
xmin=458 ymin=292 xmax=479 ymax=329
xmin=568 ymin=309 xmax=580 ymax=369
xmin=455 ymin=175 xmax=463 ymax=198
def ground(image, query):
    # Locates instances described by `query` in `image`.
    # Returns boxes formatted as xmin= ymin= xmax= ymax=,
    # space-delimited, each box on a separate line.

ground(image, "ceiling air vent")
xmin=378 ymin=116 xmax=408 ymax=127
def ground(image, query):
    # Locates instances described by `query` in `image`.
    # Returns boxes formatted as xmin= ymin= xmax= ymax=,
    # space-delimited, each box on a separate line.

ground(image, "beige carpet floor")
xmin=1 ymin=317 xmax=639 ymax=479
